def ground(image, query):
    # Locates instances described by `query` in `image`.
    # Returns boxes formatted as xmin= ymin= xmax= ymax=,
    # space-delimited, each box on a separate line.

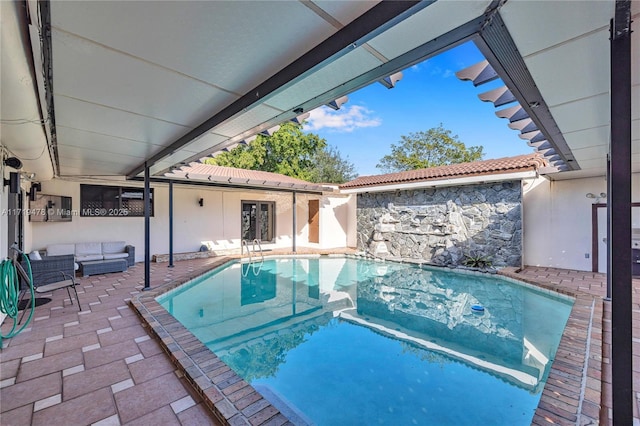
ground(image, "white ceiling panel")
xmin=52 ymin=29 xmax=239 ymax=126
xmin=569 ymin=145 xmax=608 ymax=163
xmin=549 ymin=93 xmax=609 ymax=135
xmin=266 ymin=47 xmax=383 ymax=111
xmin=58 ymin=144 xmax=146 ymax=164
xmin=50 ymin=1 xmax=337 ymax=95
xmin=56 ymin=127 xmax=159 ymax=160
xmin=571 ymin=158 xmax=612 ymax=172
xmin=522 ymin=31 xmax=610 ymax=108
xmin=367 ymin=1 xmax=492 ymax=60
xmin=150 ymin=161 xmax=179 ymax=177
xmin=180 ymin=133 xmax=229 ymax=155
xmin=563 ymin=126 xmax=610 ymax=151
xmin=500 ymin=0 xmax=613 ymax=57
xmin=312 ymin=1 xmax=379 ymax=26
xmin=212 ymin=104 xmax=287 ymax=138
xmin=147 ymin=153 xmax=199 ymax=176
xmin=54 ymin=96 xmax=190 ymax=147
xmin=57 ymin=148 xmax=144 ymax=176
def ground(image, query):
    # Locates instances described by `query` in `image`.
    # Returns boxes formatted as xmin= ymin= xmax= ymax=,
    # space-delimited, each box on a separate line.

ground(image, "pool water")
xmin=158 ymin=257 xmax=573 ymax=425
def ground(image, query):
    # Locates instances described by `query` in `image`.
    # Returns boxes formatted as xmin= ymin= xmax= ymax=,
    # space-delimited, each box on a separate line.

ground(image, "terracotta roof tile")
xmin=176 ymin=163 xmax=316 ymax=186
xmin=339 ymin=153 xmax=546 ymax=189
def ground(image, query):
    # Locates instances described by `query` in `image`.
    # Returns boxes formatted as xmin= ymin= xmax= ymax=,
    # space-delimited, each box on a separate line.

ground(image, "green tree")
xmin=376 ymin=124 xmax=483 ymax=173
xmin=308 ymin=145 xmax=357 ymax=184
xmin=205 ymin=122 xmax=357 ymax=184
xmin=206 ymin=122 xmax=325 ymax=181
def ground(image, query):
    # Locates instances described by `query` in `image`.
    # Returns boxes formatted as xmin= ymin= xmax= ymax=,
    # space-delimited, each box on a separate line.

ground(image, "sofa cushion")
xmin=103 ymin=253 xmax=128 ymax=260
xmin=102 ymin=241 xmax=126 ymax=254
xmin=47 ymin=243 xmax=76 ymax=256
xmin=76 ymin=254 xmax=104 ymax=262
xmin=76 ymin=242 xmax=102 ymax=256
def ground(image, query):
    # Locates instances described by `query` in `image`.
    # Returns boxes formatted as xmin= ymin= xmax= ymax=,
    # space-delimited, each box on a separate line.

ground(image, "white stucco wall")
xmin=24 ymin=178 xmax=354 ymax=262
xmin=319 ymin=195 xmax=354 ymax=249
xmin=523 ymin=174 xmax=640 ymax=271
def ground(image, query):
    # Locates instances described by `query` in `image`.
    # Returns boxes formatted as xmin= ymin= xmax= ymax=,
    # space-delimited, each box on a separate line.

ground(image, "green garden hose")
xmin=0 ymin=255 xmax=34 ymax=342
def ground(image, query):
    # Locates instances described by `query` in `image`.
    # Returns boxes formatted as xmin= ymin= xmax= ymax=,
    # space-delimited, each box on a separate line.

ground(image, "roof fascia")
xmin=126 ymin=1 xmax=429 ymax=178
xmin=131 ymin=176 xmax=327 ymax=195
xmin=339 ymin=170 xmax=539 ymax=194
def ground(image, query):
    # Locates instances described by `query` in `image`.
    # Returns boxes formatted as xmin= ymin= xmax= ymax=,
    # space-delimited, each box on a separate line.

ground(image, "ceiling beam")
xmin=474 ymin=13 xmax=580 ymax=171
xmin=127 ymin=1 xmax=429 ymax=178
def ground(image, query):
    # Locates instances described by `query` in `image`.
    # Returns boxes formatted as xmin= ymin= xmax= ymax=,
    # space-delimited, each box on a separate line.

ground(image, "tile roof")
xmin=166 ymin=163 xmax=329 ymax=191
xmin=339 ymin=153 xmax=546 ymax=189
xmin=184 ymin=163 xmax=310 ymax=184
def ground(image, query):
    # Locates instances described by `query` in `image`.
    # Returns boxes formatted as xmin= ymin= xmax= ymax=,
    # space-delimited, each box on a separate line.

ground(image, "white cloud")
xmin=304 ymin=105 xmax=382 ymax=133
xmin=441 ymin=69 xmax=454 ymax=78
xmin=429 ymin=66 xmax=454 ymax=78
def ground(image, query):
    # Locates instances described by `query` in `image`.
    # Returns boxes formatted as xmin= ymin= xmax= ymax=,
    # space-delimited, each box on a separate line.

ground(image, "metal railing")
xmin=241 ymin=239 xmax=264 ymax=276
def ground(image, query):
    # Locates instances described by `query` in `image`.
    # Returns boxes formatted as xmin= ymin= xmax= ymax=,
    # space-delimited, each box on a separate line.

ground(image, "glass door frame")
xmin=241 ymin=200 xmax=275 ymax=243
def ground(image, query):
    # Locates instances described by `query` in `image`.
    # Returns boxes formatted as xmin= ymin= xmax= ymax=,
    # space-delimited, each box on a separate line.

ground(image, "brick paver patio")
xmin=1 ymin=256 xmax=638 ymax=425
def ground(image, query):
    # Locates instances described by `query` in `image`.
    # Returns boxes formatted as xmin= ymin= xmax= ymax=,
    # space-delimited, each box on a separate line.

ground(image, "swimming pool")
xmin=158 ymin=257 xmax=573 ymax=425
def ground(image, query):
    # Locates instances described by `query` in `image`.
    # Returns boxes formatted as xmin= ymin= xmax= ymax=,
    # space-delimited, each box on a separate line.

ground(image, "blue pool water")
xmin=158 ymin=257 xmax=573 ymax=425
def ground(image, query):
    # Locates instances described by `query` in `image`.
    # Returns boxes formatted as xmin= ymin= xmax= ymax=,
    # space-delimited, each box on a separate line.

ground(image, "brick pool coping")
xmin=499 ymin=268 xmax=602 ymax=425
xmin=130 ymin=256 xmax=602 ymax=426
xmin=130 ymin=256 xmax=289 ymax=426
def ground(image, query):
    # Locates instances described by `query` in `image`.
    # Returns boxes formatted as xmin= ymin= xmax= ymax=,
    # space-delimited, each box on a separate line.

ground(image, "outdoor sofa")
xmin=45 ymin=241 xmax=135 ymax=276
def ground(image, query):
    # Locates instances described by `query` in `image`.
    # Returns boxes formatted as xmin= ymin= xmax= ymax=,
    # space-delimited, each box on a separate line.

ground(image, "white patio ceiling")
xmin=1 ymin=0 xmax=637 ymax=183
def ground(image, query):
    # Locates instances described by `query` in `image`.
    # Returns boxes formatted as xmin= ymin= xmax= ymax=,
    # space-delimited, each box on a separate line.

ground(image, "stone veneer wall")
xmin=356 ymin=181 xmax=523 ymax=267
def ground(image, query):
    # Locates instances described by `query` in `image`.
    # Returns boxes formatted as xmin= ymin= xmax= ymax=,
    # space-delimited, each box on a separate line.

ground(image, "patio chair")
xmin=21 ymin=254 xmax=75 ymax=287
xmin=31 ymin=271 xmax=82 ymax=311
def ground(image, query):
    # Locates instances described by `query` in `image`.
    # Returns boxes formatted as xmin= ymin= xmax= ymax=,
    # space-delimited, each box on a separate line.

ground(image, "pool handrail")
xmin=241 ymin=240 xmax=251 ymax=277
xmin=252 ymin=239 xmax=264 ymax=263
xmin=241 ymin=239 xmax=264 ymax=276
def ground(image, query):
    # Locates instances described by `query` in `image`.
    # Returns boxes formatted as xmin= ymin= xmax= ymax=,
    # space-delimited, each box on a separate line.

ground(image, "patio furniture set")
xmin=22 ymin=241 xmax=134 ymax=286
xmin=18 ymin=241 xmax=135 ymax=311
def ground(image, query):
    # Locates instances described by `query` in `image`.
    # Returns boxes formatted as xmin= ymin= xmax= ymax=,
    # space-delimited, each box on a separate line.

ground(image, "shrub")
xmin=462 ymin=253 xmax=492 ymax=268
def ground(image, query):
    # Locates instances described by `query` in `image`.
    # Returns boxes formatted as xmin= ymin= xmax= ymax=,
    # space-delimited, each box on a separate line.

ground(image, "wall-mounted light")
xmin=198 ymin=198 xmax=204 ymax=207
xmin=29 ymin=183 xmax=41 ymax=202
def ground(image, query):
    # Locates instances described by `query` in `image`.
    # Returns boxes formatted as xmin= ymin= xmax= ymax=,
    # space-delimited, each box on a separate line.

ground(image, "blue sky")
xmin=303 ymin=41 xmax=533 ymax=177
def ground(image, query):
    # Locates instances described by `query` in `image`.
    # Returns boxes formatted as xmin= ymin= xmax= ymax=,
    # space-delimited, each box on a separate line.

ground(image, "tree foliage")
xmin=205 ymin=122 xmax=357 ymax=184
xmin=376 ymin=124 xmax=484 ymax=173
xmin=308 ymin=145 xmax=357 ymax=184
